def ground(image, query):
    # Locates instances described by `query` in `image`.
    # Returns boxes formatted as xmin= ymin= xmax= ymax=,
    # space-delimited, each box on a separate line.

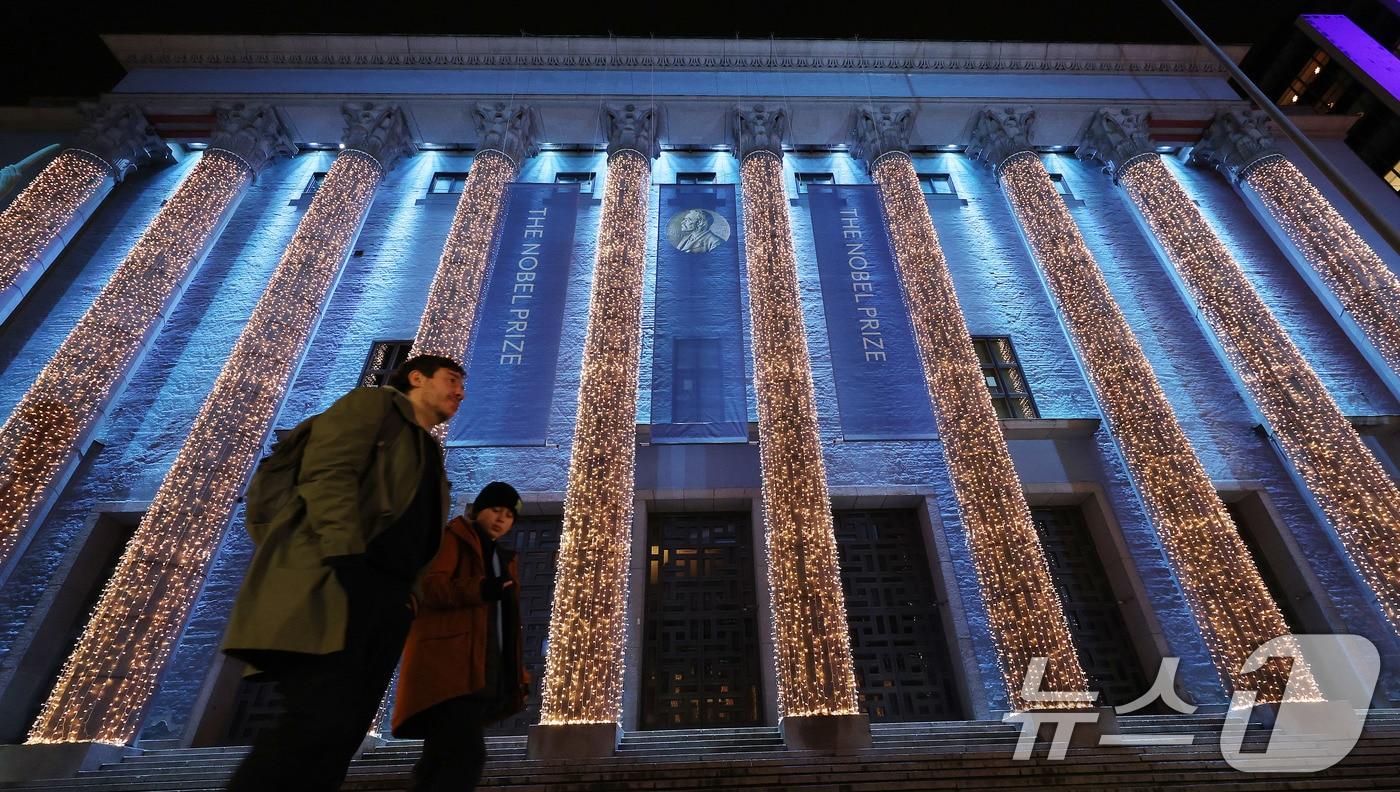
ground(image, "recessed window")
xmin=303 ymin=172 xmax=328 ymax=197
xmin=555 ymin=172 xmax=596 ymax=193
xmin=360 ymin=340 xmax=414 ymax=388
xmin=429 ymin=172 xmax=469 ymax=195
xmin=1280 ymin=49 xmax=1330 ymax=106
xmin=1386 ymin=161 xmax=1400 ymax=193
xmin=794 ymin=172 xmax=835 ymax=194
xmin=676 ymin=172 xmax=717 ymax=185
xmin=1047 ymin=172 xmax=1073 ymax=198
xmin=918 ymin=173 xmax=956 ymax=196
xmin=973 ymin=336 xmax=1039 ymax=419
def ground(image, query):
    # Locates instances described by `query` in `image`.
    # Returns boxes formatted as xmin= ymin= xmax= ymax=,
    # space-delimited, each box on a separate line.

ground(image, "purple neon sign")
xmin=1301 ymin=14 xmax=1400 ymax=108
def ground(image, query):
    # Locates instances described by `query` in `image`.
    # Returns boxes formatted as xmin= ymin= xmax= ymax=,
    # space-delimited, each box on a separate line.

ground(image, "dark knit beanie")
xmin=471 ymin=481 xmax=522 ymax=517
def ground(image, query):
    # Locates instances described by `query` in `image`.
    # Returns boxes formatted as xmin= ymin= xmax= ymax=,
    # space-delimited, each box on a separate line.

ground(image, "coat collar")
xmin=382 ymin=386 xmax=421 ymax=428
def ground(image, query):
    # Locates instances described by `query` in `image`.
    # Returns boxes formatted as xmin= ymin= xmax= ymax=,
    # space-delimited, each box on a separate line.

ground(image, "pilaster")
xmin=602 ymin=102 xmax=664 ymax=160
xmin=1078 ymin=108 xmax=1156 ymax=180
xmin=340 ymin=103 xmax=417 ymax=172
xmin=1190 ymin=109 xmax=1283 ymax=183
xmin=68 ymin=104 xmax=167 ymax=182
xmin=968 ymin=106 xmax=1037 ymax=170
xmin=207 ymin=103 xmax=295 ymax=176
xmin=472 ymin=102 xmax=539 ymax=165
xmin=850 ymin=103 xmax=915 ymax=171
xmin=731 ymin=104 xmax=788 ymax=160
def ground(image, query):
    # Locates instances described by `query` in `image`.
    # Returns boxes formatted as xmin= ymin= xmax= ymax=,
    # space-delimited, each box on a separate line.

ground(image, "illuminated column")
xmin=532 ymin=103 xmax=658 ymax=756
xmin=1195 ymin=109 xmax=1400 ymax=395
xmin=27 ymin=105 xmax=413 ymax=745
xmin=1084 ymin=108 xmax=1400 ymax=638
xmin=977 ymin=106 xmax=1307 ymax=700
xmin=0 ymin=104 xmax=293 ymax=580
xmin=851 ymin=105 xmax=1089 ymax=709
xmin=730 ymin=104 xmax=863 ymax=742
xmin=410 ymin=102 xmax=539 ymax=365
xmin=0 ymin=104 xmax=166 ymax=324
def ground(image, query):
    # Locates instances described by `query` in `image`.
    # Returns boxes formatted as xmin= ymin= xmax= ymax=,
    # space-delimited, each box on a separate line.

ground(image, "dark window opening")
xmin=555 ymin=172 xmax=596 ymax=193
xmin=972 ymin=336 xmax=1039 ymax=419
xmin=676 ymin=172 xmax=717 ymax=185
xmin=360 ymin=340 xmax=414 ymax=388
xmin=918 ymin=173 xmax=956 ymax=196
xmin=429 ymin=172 xmax=469 ymax=195
xmin=795 ymin=172 xmax=835 ymax=193
xmin=1047 ymin=172 xmax=1073 ymax=197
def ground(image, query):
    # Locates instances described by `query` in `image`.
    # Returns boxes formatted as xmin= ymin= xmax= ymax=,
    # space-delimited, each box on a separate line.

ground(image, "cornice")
xmin=102 ymin=35 xmax=1244 ymax=76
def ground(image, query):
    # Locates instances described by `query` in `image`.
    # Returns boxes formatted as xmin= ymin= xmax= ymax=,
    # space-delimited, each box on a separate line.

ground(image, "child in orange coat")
xmin=393 ymin=482 xmax=529 ymax=792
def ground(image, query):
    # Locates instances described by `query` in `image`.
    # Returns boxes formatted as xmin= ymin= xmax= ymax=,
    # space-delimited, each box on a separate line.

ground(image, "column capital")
xmin=968 ymin=106 xmax=1037 ymax=169
xmin=472 ymin=102 xmax=540 ymax=165
xmin=731 ymin=104 xmax=788 ymax=160
xmin=602 ymin=102 xmax=664 ymax=160
xmin=1078 ymin=108 xmax=1156 ymax=179
xmin=68 ymin=104 xmax=168 ymax=182
xmin=1190 ymin=109 xmax=1282 ymax=182
xmin=341 ymin=103 xmax=416 ymax=173
xmin=208 ymin=103 xmax=295 ymax=176
xmin=850 ymin=104 xmax=915 ymax=171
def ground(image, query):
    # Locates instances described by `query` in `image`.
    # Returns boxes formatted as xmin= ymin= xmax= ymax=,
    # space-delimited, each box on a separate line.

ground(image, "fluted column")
xmin=853 ymin=105 xmax=1089 ymax=709
xmin=0 ymin=104 xmax=166 ymax=324
xmin=0 ymin=104 xmax=293 ymax=581
xmin=1087 ymin=108 xmax=1400 ymax=640
xmin=978 ymin=106 xmax=1307 ymax=701
xmin=538 ymin=104 xmax=659 ymax=732
xmin=1195 ymin=110 xmax=1400 ymax=391
xmin=732 ymin=104 xmax=860 ymax=723
xmin=27 ymin=104 xmax=413 ymax=745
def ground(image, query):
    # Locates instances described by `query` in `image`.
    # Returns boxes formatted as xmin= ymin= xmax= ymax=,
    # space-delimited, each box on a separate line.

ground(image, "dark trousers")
xmin=226 ymin=581 xmax=413 ymax=792
xmin=408 ymin=696 xmax=491 ymax=792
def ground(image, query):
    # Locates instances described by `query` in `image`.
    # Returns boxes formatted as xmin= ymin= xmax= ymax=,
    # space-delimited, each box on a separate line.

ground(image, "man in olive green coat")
xmin=224 ymin=354 xmax=462 ymax=792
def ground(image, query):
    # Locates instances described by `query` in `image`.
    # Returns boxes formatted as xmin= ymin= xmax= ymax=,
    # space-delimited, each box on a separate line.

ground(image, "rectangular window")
xmin=1386 ymin=160 xmax=1400 ymax=193
xmin=1047 ymin=172 xmax=1073 ymax=197
xmin=555 ymin=172 xmax=596 ymax=193
xmin=676 ymin=172 xmax=717 ymax=185
xmin=795 ymin=172 xmax=835 ymax=194
xmin=1280 ymin=49 xmax=1330 ymax=105
xmin=972 ymin=336 xmax=1039 ymax=419
xmin=429 ymin=172 xmax=469 ymax=195
xmin=360 ymin=340 xmax=414 ymax=388
xmin=303 ymin=172 xmax=328 ymax=197
xmin=918 ymin=173 xmax=956 ymax=196
xmin=672 ymin=337 xmax=723 ymax=423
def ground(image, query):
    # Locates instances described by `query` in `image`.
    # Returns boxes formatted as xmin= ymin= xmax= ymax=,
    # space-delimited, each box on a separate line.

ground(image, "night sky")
xmin=0 ymin=0 xmax=1345 ymax=105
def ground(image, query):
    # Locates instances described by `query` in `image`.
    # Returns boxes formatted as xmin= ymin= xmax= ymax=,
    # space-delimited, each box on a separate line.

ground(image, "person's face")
xmin=681 ymin=212 xmax=704 ymax=232
xmin=408 ymin=366 xmax=464 ymax=426
xmin=474 ymin=506 xmax=515 ymax=540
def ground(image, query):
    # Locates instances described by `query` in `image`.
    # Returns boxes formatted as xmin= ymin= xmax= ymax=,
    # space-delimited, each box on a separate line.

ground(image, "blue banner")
xmin=450 ymin=183 xmax=579 ymax=445
xmin=650 ymin=184 xmax=748 ymax=443
xmin=807 ymin=184 xmax=937 ymax=440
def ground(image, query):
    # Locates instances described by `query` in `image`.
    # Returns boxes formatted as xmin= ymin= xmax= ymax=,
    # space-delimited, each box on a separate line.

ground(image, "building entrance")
xmin=640 ymin=512 xmax=763 ymax=729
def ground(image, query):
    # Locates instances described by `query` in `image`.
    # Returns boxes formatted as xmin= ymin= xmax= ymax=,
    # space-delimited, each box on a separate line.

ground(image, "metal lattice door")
xmin=641 ymin=512 xmax=763 ymax=729
xmin=834 ymin=509 xmax=963 ymax=722
xmin=1030 ymin=506 xmax=1147 ymax=707
xmin=488 ymin=516 xmax=562 ymax=735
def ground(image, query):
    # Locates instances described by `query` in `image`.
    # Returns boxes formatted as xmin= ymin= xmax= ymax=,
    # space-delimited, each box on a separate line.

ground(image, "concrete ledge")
xmin=527 ymin=722 xmax=618 ymax=759
xmin=780 ymin=713 xmax=872 ymax=751
xmin=0 ymin=742 xmax=130 ymax=784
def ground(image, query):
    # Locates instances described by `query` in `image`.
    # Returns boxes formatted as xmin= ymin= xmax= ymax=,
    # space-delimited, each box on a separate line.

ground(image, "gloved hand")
xmin=480 ymin=576 xmax=515 ymax=601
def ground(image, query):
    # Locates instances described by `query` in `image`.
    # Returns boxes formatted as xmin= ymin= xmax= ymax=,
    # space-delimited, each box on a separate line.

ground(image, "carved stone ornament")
xmin=341 ymin=103 xmax=417 ymax=172
xmin=1078 ymin=107 xmax=1155 ymax=179
xmin=967 ymin=106 xmax=1036 ymax=169
xmin=731 ymin=104 xmax=788 ymax=160
xmin=1190 ymin=109 xmax=1281 ymax=181
xmin=208 ymin=103 xmax=296 ymax=176
xmin=850 ymin=104 xmax=915 ymax=170
xmin=68 ymin=104 xmax=168 ymax=182
xmin=602 ymin=102 xmax=664 ymax=159
xmin=471 ymin=102 xmax=540 ymax=164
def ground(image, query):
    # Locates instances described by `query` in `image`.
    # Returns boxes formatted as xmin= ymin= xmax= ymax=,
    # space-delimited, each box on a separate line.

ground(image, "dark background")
xmin=0 ymin=1 xmax=1351 ymax=104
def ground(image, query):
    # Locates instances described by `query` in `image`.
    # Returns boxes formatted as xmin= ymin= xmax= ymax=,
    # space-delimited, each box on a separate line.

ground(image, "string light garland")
xmin=0 ymin=150 xmax=253 ymax=575
xmin=1117 ymin=154 xmax=1400 ymax=639
xmin=872 ymin=151 xmax=1088 ymax=709
xmin=408 ymin=148 xmax=517 ymax=441
xmin=540 ymin=149 xmax=650 ymax=725
xmin=0 ymin=150 xmax=113 ymax=321
xmin=1241 ymin=156 xmax=1400 ymax=378
xmin=738 ymin=151 xmax=859 ymax=718
xmin=27 ymin=149 xmax=387 ymax=744
xmin=998 ymin=151 xmax=1313 ymax=701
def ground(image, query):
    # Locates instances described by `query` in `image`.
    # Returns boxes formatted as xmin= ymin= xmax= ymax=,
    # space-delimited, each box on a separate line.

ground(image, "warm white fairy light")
xmin=1118 ymin=154 xmax=1400 ymax=641
xmin=408 ymin=148 xmax=518 ymax=442
xmin=872 ymin=151 xmax=1088 ymax=709
xmin=999 ymin=151 xmax=1315 ymax=701
xmin=1242 ymin=156 xmax=1400 ymax=377
xmin=0 ymin=150 xmax=113 ymax=320
xmin=737 ymin=151 xmax=859 ymax=718
xmin=27 ymin=148 xmax=386 ymax=744
xmin=540 ymin=149 xmax=650 ymax=725
xmin=0 ymin=150 xmax=253 ymax=575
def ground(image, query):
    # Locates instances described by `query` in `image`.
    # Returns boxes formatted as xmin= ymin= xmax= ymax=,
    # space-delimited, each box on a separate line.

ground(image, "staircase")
xmin=7 ymin=711 xmax=1400 ymax=791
